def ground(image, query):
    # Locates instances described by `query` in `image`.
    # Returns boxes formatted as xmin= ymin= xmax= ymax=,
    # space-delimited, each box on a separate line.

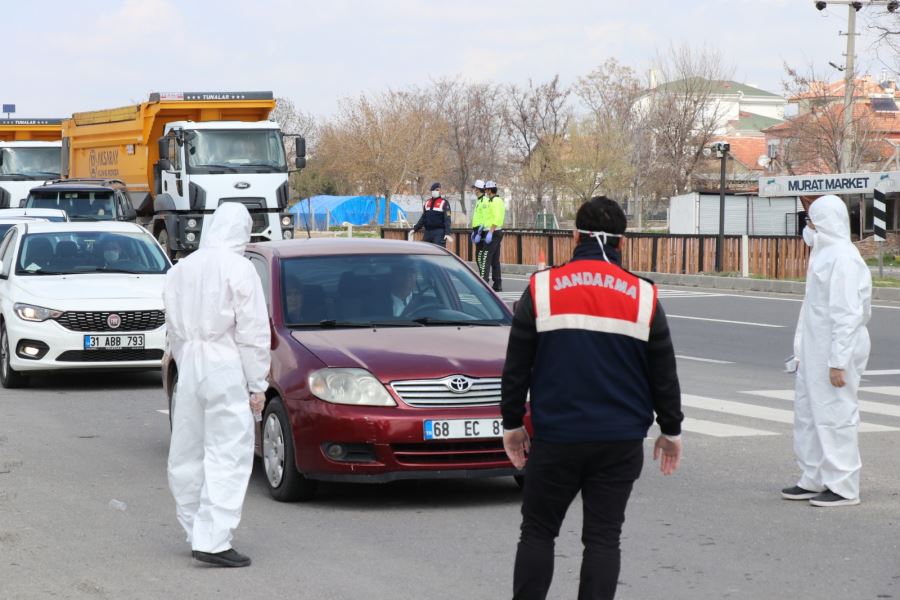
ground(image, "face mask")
xmin=802 ymin=226 xmax=816 ymax=248
xmin=104 ymin=250 xmax=120 ymax=262
xmin=431 ymin=190 xmax=440 ymax=198
xmin=576 ymin=229 xmax=623 ymax=262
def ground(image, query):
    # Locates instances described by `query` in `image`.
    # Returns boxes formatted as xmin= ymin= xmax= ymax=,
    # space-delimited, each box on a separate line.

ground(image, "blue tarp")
xmin=289 ymin=195 xmax=407 ymax=230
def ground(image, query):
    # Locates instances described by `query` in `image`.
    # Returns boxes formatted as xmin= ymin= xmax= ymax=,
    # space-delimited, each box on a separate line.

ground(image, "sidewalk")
xmin=486 ymin=263 xmax=900 ymax=302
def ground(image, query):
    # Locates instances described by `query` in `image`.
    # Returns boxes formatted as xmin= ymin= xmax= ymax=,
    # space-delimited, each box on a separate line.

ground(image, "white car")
xmin=0 ymin=221 xmax=171 ymax=387
xmin=0 ymin=208 xmax=69 ymax=222
xmin=0 ymin=217 xmax=49 ymax=240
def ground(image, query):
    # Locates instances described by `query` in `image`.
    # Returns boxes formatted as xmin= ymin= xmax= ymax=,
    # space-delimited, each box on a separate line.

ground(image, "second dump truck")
xmin=62 ymin=91 xmax=304 ymax=256
xmin=0 ymin=119 xmax=63 ymax=209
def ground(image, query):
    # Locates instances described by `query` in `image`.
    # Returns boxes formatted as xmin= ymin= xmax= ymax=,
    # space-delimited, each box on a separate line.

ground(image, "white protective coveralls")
xmin=793 ymin=194 xmax=872 ymax=500
xmin=164 ymin=202 xmax=270 ymax=553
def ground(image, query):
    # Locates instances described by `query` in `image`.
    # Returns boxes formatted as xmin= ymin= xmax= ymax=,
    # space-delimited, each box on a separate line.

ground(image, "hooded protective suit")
xmin=164 ymin=203 xmax=270 ymax=553
xmin=792 ymin=195 xmax=871 ymax=500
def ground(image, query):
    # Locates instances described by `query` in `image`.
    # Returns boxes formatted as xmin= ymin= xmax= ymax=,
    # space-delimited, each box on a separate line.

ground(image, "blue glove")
xmin=485 ymin=231 xmax=493 ymax=244
xmin=472 ymin=233 xmax=482 ymax=244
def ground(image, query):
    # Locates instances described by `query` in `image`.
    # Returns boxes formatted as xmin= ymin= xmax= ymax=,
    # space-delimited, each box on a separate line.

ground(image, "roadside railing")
xmin=381 ymin=228 xmax=810 ymax=280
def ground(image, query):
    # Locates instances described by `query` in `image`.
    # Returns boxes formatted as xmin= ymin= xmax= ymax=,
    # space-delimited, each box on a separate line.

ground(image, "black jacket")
xmin=501 ymin=242 xmax=683 ymax=442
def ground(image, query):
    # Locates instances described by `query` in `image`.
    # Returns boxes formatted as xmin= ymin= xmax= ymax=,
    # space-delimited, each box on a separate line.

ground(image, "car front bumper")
xmin=284 ymin=398 xmax=530 ymax=481
xmin=6 ymin=316 xmax=165 ymax=373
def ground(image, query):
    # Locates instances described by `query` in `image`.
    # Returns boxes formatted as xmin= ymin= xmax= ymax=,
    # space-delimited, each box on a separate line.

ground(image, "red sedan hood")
xmin=291 ymin=326 xmax=510 ymax=382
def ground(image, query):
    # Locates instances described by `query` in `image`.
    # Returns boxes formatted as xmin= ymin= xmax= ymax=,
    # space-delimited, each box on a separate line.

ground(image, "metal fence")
xmin=381 ymin=228 xmax=810 ymax=280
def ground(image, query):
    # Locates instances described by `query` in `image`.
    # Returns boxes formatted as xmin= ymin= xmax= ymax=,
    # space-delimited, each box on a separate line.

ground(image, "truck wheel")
xmin=157 ymin=229 xmax=176 ymax=261
xmin=0 ymin=322 xmax=29 ymax=389
xmin=262 ymin=397 xmax=318 ymax=502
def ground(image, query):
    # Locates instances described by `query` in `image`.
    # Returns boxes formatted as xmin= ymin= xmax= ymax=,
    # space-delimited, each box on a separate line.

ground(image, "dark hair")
xmin=575 ymin=196 xmax=626 ymax=246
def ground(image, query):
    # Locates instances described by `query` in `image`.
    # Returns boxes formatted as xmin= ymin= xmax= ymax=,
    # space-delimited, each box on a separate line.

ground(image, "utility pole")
xmin=713 ymin=142 xmax=730 ymax=273
xmin=842 ymin=3 xmax=857 ymax=171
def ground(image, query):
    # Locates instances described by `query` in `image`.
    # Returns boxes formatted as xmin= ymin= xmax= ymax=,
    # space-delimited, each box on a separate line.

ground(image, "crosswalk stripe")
xmin=859 ymin=386 xmax=900 ymax=397
xmin=743 ymin=389 xmax=900 ymax=422
xmin=681 ymin=418 xmax=778 ymax=437
xmin=864 ymin=369 xmax=900 ymax=376
xmin=157 ymin=409 xmax=169 ymax=415
xmin=685 ymin=393 xmax=898 ymax=433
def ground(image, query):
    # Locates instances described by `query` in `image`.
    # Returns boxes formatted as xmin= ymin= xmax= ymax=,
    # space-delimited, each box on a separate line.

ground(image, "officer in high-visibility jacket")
xmin=412 ymin=182 xmax=452 ymax=247
xmin=470 ymin=179 xmax=490 ymax=274
xmin=501 ymin=196 xmax=683 ymax=600
xmin=481 ymin=180 xmax=505 ymax=291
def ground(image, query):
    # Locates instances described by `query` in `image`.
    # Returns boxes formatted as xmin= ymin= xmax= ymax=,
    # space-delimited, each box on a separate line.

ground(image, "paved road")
xmin=2 ymin=282 xmax=900 ymax=599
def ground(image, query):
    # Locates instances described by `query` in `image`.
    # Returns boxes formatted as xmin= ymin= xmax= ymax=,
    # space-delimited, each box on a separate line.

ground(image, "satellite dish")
xmin=757 ymin=154 xmax=771 ymax=168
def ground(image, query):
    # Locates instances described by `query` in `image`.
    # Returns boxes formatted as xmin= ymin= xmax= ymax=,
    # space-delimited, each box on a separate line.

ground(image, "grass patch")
xmin=865 ymin=255 xmax=899 ymax=267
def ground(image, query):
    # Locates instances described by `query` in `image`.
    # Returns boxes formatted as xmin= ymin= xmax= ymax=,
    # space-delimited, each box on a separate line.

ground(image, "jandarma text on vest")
xmin=552 ymin=272 xmax=638 ymax=299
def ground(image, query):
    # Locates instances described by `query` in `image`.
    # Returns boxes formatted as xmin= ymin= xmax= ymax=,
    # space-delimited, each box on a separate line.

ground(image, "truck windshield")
xmin=27 ymin=191 xmax=116 ymax=221
xmin=15 ymin=231 xmax=169 ymax=275
xmin=186 ymin=130 xmax=287 ymax=173
xmin=0 ymin=148 xmax=61 ymax=179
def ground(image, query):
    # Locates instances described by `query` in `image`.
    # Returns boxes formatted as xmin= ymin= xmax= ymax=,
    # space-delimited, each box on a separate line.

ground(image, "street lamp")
xmin=710 ymin=141 xmax=730 ymax=272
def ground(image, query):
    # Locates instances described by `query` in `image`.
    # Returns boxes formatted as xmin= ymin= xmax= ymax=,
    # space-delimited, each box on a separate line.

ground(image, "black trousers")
xmin=423 ymin=228 xmax=447 ymax=247
xmin=483 ymin=230 xmax=503 ymax=289
xmin=513 ymin=439 xmax=644 ymax=600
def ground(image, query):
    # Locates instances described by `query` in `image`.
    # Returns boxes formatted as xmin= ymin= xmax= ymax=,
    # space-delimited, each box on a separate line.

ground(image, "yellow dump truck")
xmin=62 ymin=92 xmax=304 ymax=256
xmin=0 ymin=119 xmax=63 ymax=208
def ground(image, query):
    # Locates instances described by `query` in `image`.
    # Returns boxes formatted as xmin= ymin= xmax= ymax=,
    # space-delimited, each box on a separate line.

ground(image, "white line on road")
xmin=681 ymin=418 xmax=778 ymax=437
xmin=744 ymin=389 xmax=900 ymax=420
xmin=157 ymin=409 xmax=169 ymax=415
xmin=864 ymin=369 xmax=900 ymax=376
xmin=859 ymin=386 xmax=900 ymax=398
xmin=684 ymin=393 xmax=897 ymax=432
xmin=666 ymin=315 xmax=785 ymax=328
xmin=676 ymin=355 xmax=734 ymax=364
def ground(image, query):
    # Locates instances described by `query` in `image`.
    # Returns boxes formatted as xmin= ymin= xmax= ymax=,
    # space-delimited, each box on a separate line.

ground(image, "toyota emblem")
xmin=234 ymin=181 xmax=251 ymax=189
xmin=447 ymin=376 xmax=472 ymax=394
xmin=107 ymin=314 xmax=122 ymax=329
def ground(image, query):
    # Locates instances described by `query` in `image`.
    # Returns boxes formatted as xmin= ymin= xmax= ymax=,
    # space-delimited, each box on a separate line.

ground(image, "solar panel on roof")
xmin=872 ymin=97 xmax=899 ymax=112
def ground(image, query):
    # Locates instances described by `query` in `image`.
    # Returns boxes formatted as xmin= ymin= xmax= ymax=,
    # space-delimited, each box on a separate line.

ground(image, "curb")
xmin=482 ymin=263 xmax=900 ymax=302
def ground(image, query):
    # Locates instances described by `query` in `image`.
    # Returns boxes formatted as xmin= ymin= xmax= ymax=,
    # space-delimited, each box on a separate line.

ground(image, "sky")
xmin=4 ymin=0 xmax=899 ymax=120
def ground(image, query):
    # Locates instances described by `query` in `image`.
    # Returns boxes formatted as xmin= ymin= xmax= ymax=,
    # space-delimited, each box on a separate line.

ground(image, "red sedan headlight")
xmin=308 ymin=368 xmax=397 ymax=407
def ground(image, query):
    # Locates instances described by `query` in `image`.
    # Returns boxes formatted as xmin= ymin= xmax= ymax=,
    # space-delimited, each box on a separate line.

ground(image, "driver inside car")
xmin=389 ymin=264 xmax=417 ymax=317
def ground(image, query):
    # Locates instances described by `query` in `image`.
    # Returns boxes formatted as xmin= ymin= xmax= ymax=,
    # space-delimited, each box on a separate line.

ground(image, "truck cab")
xmin=25 ymin=179 xmax=137 ymax=222
xmin=0 ymin=119 xmax=63 ymax=210
xmin=154 ymin=120 xmax=296 ymax=256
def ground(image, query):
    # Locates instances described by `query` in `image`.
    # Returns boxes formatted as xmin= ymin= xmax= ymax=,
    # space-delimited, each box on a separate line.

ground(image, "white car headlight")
xmin=308 ymin=368 xmax=396 ymax=406
xmin=14 ymin=303 xmax=63 ymax=322
xmin=281 ymin=216 xmax=293 ymax=227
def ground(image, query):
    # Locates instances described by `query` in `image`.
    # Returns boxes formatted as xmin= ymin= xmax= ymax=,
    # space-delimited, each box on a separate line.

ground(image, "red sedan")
xmin=164 ymin=238 xmax=528 ymax=501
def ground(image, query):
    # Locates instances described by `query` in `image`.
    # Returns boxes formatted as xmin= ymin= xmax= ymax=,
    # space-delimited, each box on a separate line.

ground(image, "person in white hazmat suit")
xmin=781 ymin=194 xmax=872 ymax=507
xmin=164 ymin=202 xmax=270 ymax=566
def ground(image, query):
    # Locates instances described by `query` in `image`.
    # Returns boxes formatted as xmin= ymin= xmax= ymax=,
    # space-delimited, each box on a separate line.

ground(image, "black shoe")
xmin=492 ymin=284 xmax=502 ymax=292
xmin=809 ymin=489 xmax=860 ymax=507
xmin=781 ymin=485 xmax=819 ymax=500
xmin=192 ymin=548 xmax=251 ymax=567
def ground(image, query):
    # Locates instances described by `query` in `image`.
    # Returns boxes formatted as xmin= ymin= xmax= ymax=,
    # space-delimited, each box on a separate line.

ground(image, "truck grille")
xmin=54 ymin=310 xmax=166 ymax=332
xmin=56 ymin=349 xmax=164 ymax=362
xmin=391 ymin=441 xmax=508 ymax=466
xmin=391 ymin=376 xmax=501 ymax=408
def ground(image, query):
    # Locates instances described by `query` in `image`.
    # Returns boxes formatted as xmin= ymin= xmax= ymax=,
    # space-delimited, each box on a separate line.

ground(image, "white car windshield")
xmin=280 ymin=254 xmax=511 ymax=328
xmin=16 ymin=231 xmax=169 ymax=275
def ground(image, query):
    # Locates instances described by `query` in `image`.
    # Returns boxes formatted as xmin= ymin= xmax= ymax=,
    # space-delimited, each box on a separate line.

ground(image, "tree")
xmin=271 ymin=98 xmax=338 ymax=200
xmin=431 ymin=79 xmax=505 ymax=215
xmin=555 ymin=117 xmax=634 ymax=211
xmin=641 ymin=45 xmax=732 ymax=202
xmin=771 ymin=65 xmax=882 ymax=174
xmin=504 ymin=75 xmax=571 ymax=227
xmin=316 ymin=89 xmax=446 ymax=226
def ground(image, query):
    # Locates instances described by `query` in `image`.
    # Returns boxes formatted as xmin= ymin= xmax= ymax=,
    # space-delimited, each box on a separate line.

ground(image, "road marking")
xmin=681 ymin=418 xmax=777 ymax=437
xmin=744 ymin=389 xmax=900 ymax=421
xmin=864 ymin=369 xmax=900 ymax=376
xmin=157 ymin=409 xmax=169 ymax=415
xmin=685 ymin=393 xmax=897 ymax=432
xmin=676 ymin=355 xmax=734 ymax=364
xmin=859 ymin=386 xmax=900 ymax=398
xmin=666 ymin=315 xmax=785 ymax=328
